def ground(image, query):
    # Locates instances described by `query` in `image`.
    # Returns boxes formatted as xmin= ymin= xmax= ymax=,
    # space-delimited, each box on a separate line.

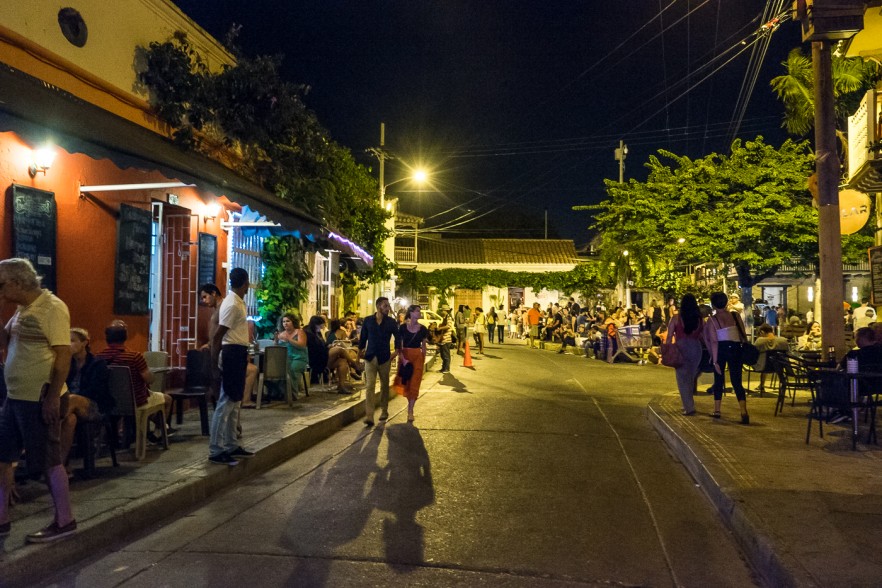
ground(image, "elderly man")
xmin=97 ymin=320 xmax=173 ymax=442
xmin=0 ymin=258 xmax=75 ymax=543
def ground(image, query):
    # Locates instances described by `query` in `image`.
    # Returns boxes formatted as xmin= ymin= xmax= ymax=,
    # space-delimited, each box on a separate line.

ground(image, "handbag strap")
xmin=731 ymin=311 xmax=748 ymax=343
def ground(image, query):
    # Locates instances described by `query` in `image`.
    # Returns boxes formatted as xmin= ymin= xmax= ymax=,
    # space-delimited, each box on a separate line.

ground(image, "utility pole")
xmin=813 ymin=41 xmax=846 ymax=360
xmin=378 ymin=123 xmax=385 ymax=208
xmin=544 ymin=208 xmax=548 ymax=239
xmin=614 ymin=140 xmax=628 ymax=184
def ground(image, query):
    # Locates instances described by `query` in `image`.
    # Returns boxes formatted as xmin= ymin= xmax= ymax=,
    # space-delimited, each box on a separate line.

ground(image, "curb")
xmin=0 ymin=399 xmax=366 ymax=588
xmin=646 ymin=404 xmax=803 ymax=588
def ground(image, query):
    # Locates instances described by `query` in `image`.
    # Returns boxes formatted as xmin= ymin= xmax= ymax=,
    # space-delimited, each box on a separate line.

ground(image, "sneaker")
xmin=379 ymin=411 xmax=389 ymax=421
xmin=229 ymin=446 xmax=255 ymax=459
xmin=439 ymin=369 xmax=450 ymax=374
xmin=0 ymin=520 xmax=10 ymax=537
xmin=146 ymin=431 xmax=160 ymax=445
xmin=208 ymin=453 xmax=239 ymax=466
xmin=557 ymin=349 xmax=565 ymax=354
xmin=26 ymin=520 xmax=77 ymax=543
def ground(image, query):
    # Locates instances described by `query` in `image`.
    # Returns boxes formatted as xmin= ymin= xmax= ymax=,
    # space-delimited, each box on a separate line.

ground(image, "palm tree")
xmin=770 ymin=47 xmax=880 ymax=169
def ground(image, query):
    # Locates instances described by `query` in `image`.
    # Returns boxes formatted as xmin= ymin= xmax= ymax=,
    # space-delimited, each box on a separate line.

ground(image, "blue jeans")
xmin=209 ymin=392 xmax=240 ymax=457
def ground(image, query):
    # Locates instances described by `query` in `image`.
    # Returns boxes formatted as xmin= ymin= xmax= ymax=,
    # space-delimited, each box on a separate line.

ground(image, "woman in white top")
xmin=703 ymin=291 xmax=750 ymax=424
xmin=473 ymin=307 xmax=487 ymax=354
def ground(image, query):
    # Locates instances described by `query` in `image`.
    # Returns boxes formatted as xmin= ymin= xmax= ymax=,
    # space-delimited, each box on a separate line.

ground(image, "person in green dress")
xmin=276 ymin=313 xmax=308 ymax=400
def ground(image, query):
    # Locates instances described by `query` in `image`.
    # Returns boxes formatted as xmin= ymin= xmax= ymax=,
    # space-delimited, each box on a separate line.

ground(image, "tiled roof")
xmin=417 ymin=239 xmax=578 ymax=266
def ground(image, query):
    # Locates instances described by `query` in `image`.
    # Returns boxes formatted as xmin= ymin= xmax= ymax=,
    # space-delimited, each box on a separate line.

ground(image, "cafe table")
xmin=815 ymin=368 xmax=882 ymax=449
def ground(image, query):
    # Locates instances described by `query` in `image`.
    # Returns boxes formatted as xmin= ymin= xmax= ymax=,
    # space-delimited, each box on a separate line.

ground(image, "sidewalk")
xmin=0 ymin=380 xmax=399 ymax=587
xmin=648 ymin=386 xmax=882 ymax=587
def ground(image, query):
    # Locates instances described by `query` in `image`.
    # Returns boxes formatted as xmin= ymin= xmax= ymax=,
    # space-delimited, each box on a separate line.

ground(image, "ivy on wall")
xmin=254 ymin=236 xmax=311 ymax=337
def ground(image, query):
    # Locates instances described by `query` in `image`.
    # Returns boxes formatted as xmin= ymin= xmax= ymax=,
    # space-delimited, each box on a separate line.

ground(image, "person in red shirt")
xmin=96 ymin=321 xmax=172 ymax=439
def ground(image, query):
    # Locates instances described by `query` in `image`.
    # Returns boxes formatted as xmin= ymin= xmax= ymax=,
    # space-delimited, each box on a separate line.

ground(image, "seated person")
xmin=96 ymin=320 xmax=173 ymax=442
xmin=752 ymin=324 xmax=789 ymax=393
xmin=557 ymin=323 xmax=577 ymax=354
xmin=325 ymin=319 xmax=344 ymax=345
xmin=305 ymin=315 xmax=329 ymax=384
xmin=797 ymin=321 xmax=822 ymax=351
xmin=61 ymin=328 xmax=111 ymax=468
xmin=275 ymin=313 xmax=308 ymax=400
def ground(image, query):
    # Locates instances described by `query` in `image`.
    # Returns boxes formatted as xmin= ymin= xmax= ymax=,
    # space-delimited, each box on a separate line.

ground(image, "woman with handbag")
xmin=393 ymin=305 xmax=429 ymax=422
xmin=663 ymin=294 xmax=704 ymax=415
xmin=704 ymin=291 xmax=750 ymax=424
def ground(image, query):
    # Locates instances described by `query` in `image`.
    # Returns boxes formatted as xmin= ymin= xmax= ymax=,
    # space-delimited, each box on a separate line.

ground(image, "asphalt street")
xmin=43 ymin=343 xmax=759 ymax=587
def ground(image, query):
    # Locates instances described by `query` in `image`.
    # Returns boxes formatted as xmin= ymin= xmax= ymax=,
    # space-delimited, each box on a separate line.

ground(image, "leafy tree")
xmin=254 ymin=236 xmax=311 ymax=338
xmin=770 ymin=47 xmax=880 ymax=163
xmin=584 ymin=137 xmax=819 ymax=304
xmin=140 ymin=33 xmax=392 ymax=289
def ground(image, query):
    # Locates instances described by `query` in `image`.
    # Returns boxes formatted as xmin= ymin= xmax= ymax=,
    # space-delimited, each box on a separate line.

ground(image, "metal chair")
xmin=774 ymin=354 xmax=815 ymax=416
xmin=166 ymin=349 xmax=211 ymax=435
xmin=108 ymin=366 xmax=168 ymax=460
xmin=257 ymin=345 xmax=295 ymax=408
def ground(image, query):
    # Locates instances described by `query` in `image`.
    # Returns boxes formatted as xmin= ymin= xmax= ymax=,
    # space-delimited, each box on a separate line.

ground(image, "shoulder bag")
xmin=732 ymin=311 xmax=760 ymax=365
xmin=660 ymin=318 xmax=685 ymax=368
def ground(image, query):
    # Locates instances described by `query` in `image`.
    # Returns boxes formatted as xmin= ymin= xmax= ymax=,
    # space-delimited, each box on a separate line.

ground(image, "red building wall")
xmin=0 ymin=130 xmax=229 ymax=354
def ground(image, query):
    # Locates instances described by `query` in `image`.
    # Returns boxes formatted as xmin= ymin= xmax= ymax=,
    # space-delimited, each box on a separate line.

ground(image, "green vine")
xmin=254 ymin=236 xmax=311 ymax=337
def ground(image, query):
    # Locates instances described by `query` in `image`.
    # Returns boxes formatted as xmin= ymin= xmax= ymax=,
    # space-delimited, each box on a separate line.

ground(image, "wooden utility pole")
xmin=813 ymin=40 xmax=845 ymax=360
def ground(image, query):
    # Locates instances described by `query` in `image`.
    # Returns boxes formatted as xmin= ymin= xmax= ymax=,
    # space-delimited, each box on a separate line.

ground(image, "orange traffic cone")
xmin=463 ymin=339 xmax=474 ymax=368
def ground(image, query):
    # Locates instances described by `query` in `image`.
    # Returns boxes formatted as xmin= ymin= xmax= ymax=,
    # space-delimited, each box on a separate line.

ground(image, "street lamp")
xmin=380 ymin=168 xmax=429 ymax=209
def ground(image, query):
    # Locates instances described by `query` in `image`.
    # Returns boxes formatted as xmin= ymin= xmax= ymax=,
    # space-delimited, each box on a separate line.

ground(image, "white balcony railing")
xmin=395 ymin=246 xmax=416 ymax=263
xmin=847 ymin=89 xmax=881 ymax=183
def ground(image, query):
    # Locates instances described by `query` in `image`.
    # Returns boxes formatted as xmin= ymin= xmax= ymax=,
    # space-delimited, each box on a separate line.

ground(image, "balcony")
xmin=395 ymin=246 xmax=417 ymax=264
xmin=847 ymin=89 xmax=882 ymax=193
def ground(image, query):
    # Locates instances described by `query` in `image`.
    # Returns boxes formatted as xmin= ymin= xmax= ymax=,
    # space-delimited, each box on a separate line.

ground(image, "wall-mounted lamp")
xmin=29 ymin=146 xmax=57 ymax=177
xmin=203 ymin=203 xmax=223 ymax=223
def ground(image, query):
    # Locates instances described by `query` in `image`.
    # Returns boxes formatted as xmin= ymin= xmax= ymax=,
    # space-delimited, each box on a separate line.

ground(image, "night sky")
xmin=173 ymin=1 xmax=803 ymax=244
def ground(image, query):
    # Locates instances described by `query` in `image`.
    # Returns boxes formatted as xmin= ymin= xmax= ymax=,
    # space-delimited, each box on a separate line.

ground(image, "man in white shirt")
xmin=853 ymin=298 xmax=876 ymax=332
xmin=208 ymin=268 xmax=254 ymax=466
xmin=0 ymin=259 xmax=75 ymax=542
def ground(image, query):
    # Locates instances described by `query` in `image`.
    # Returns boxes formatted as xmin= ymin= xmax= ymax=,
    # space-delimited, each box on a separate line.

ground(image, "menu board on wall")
xmin=114 ymin=204 xmax=152 ymax=315
xmin=11 ymin=185 xmax=57 ymax=293
xmin=197 ymin=232 xmax=217 ymax=288
xmin=870 ymin=246 xmax=882 ymax=306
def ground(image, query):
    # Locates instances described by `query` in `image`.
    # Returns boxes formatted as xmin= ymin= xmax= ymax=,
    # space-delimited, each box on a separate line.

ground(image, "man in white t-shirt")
xmin=208 ymin=268 xmax=254 ymax=466
xmin=0 ymin=258 xmax=75 ymax=543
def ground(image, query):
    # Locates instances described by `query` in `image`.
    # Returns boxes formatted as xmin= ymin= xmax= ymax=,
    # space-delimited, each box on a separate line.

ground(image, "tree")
xmin=770 ymin=47 xmax=880 ymax=164
xmin=140 ymin=33 xmax=392 ymax=287
xmin=585 ymin=137 xmax=818 ymax=305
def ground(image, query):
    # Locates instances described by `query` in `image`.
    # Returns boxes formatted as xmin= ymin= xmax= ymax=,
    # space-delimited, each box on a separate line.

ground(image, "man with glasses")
xmin=0 ymin=258 xmax=76 ymax=542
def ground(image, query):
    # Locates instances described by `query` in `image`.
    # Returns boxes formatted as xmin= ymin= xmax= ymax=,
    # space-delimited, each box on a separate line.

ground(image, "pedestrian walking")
xmin=486 ymin=307 xmax=497 ymax=344
xmin=394 ymin=305 xmax=429 ymax=422
xmin=0 ymin=258 xmax=76 ymax=542
xmin=704 ymin=291 xmax=750 ymax=424
xmin=665 ymin=294 xmax=704 ymax=415
xmin=497 ymin=305 xmax=507 ymax=343
xmin=208 ymin=267 xmax=255 ymax=466
xmin=527 ymin=303 xmax=541 ymax=348
xmin=436 ymin=310 xmax=453 ymax=373
xmin=454 ymin=305 xmax=468 ymax=355
xmin=358 ymin=297 xmax=401 ymax=427
xmin=473 ymin=307 xmax=487 ymax=353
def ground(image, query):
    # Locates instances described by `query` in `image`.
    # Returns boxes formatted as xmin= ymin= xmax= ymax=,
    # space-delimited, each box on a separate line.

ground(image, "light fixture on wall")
xmin=29 ymin=146 xmax=56 ymax=177
xmin=203 ymin=203 xmax=223 ymax=223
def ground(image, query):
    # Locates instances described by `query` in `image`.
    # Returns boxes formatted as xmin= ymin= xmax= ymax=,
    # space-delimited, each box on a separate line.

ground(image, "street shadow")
xmin=279 ymin=428 xmax=384 ymax=587
xmin=373 ymin=424 xmax=434 ymax=571
xmin=440 ymin=373 xmax=471 ymax=394
xmin=478 ymin=353 xmax=502 ymax=360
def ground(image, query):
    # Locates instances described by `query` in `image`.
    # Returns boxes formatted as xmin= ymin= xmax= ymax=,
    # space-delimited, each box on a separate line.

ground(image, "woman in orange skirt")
xmin=394 ymin=304 xmax=429 ymax=422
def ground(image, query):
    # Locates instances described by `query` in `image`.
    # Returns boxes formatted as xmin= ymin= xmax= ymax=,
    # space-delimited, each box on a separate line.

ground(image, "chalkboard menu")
xmin=197 ymin=232 xmax=217 ymax=287
xmin=11 ymin=185 xmax=57 ymax=293
xmin=870 ymin=246 xmax=882 ymax=306
xmin=114 ymin=204 xmax=152 ymax=315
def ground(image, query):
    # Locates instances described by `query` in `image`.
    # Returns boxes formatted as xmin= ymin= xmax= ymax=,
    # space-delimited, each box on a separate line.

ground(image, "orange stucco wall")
xmin=0 ymin=130 xmax=228 ymax=354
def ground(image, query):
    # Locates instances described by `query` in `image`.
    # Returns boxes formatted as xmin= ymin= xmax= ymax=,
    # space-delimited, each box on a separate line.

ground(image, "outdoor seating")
xmin=806 ymin=370 xmax=854 ymax=445
xmin=257 ymin=345 xmax=296 ymax=407
xmin=143 ymin=351 xmax=170 ymax=392
xmin=74 ymin=411 xmax=118 ymax=477
xmin=166 ymin=349 xmax=211 ymax=435
xmin=108 ymin=365 xmax=168 ymax=460
xmin=773 ymin=353 xmax=815 ymax=416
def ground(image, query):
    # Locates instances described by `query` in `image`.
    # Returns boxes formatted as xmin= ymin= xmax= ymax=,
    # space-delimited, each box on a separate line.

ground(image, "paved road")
xmin=45 ymin=343 xmax=759 ymax=587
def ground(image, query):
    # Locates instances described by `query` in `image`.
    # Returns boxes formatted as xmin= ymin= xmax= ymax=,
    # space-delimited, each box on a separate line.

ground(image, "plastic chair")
xmin=108 ymin=366 xmax=168 ymax=460
xmin=143 ymin=351 xmax=169 ymax=393
xmin=257 ymin=345 xmax=295 ymax=408
xmin=166 ymin=349 xmax=211 ymax=435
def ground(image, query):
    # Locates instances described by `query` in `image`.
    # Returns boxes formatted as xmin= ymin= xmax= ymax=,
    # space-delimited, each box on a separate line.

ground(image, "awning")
xmin=0 ymin=62 xmax=324 ymax=238
xmin=227 ymin=207 xmax=373 ymax=268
